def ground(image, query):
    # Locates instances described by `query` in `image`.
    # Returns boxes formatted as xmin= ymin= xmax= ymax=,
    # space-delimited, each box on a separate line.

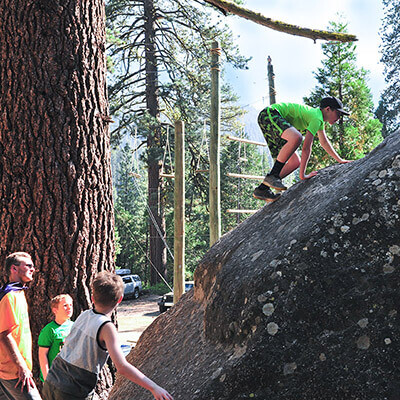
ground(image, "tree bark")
xmin=0 ymin=0 xmax=114 ymax=387
xmin=144 ymin=0 xmax=167 ymax=284
xmin=203 ymin=0 xmax=358 ymax=43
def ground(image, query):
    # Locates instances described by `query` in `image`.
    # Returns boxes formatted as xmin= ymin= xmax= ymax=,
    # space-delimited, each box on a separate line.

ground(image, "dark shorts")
xmin=258 ymin=108 xmax=292 ymax=159
xmin=0 ymin=378 xmax=42 ymax=400
xmin=42 ymin=381 xmax=94 ymax=400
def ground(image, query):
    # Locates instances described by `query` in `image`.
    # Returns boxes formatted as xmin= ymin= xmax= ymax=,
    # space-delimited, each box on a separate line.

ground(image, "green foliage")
xmin=144 ymin=281 xmax=171 ymax=295
xmin=303 ymin=18 xmax=383 ymax=172
xmin=377 ymin=0 xmax=400 ymax=136
xmin=111 ymin=126 xmax=268 ymax=279
xmin=185 ymin=203 xmax=210 ymax=272
xmin=221 ymin=139 xmax=269 ymax=233
xmin=105 ymin=27 xmax=124 ymax=73
xmin=113 ymin=143 xmax=150 ymax=281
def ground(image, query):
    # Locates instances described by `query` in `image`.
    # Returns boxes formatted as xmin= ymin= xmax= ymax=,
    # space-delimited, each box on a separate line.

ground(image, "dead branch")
xmin=203 ymin=0 xmax=357 ymax=43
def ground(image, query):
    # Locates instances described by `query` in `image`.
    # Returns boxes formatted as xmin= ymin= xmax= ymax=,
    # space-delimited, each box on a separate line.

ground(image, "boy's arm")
xmin=0 ymin=329 xmax=36 ymax=390
xmin=99 ymin=323 xmax=173 ymax=400
xmin=38 ymin=346 xmax=50 ymax=381
xmin=317 ymin=129 xmax=351 ymax=163
xmin=299 ymin=131 xmax=318 ymax=180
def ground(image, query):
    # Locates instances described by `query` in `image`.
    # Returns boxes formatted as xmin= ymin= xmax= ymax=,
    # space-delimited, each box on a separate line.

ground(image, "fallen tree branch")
xmin=203 ymin=0 xmax=358 ymax=42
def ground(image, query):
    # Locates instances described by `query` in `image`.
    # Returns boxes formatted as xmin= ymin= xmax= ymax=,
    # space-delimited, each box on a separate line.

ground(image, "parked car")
xmin=116 ymin=268 xmax=131 ymax=276
xmin=158 ymin=281 xmax=194 ymax=313
xmin=121 ymin=274 xmax=142 ymax=300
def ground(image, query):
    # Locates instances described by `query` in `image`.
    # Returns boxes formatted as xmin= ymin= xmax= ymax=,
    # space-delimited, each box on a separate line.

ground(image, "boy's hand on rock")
xmin=151 ymin=386 xmax=174 ymax=400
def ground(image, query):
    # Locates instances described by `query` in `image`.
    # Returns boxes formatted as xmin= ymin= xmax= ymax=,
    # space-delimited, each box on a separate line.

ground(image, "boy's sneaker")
xmin=263 ymin=174 xmax=287 ymax=191
xmin=253 ymin=187 xmax=281 ymax=203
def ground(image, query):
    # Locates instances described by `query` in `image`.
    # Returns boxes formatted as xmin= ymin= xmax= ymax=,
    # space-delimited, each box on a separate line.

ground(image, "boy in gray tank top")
xmin=42 ymin=272 xmax=173 ymax=400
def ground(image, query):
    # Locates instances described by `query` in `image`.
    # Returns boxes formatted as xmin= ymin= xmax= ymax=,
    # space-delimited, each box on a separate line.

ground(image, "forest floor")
xmin=116 ymin=293 xmax=161 ymax=349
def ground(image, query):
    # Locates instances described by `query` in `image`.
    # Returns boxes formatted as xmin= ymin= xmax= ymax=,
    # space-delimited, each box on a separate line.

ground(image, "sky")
xmin=222 ymin=0 xmax=386 ymax=112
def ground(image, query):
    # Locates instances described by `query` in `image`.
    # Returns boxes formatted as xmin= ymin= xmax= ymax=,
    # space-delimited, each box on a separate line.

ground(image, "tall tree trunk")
xmin=144 ymin=0 xmax=167 ymax=284
xmin=0 ymin=0 xmax=114 ymax=387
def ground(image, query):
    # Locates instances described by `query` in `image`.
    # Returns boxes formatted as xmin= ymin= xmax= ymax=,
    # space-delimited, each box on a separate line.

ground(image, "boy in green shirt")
xmin=253 ymin=96 xmax=351 ymax=202
xmin=38 ymin=294 xmax=74 ymax=381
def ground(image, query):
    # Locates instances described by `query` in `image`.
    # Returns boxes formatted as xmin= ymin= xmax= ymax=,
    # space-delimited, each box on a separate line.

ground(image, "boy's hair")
xmin=92 ymin=271 xmax=124 ymax=308
xmin=4 ymin=252 xmax=32 ymax=277
xmin=50 ymin=294 xmax=73 ymax=313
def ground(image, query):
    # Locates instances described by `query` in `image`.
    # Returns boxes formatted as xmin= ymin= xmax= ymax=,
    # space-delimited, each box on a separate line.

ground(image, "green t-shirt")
xmin=270 ymin=103 xmax=324 ymax=136
xmin=38 ymin=319 xmax=74 ymax=381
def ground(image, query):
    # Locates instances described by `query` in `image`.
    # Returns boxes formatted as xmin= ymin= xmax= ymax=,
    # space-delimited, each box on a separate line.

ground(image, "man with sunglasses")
xmin=0 ymin=252 xmax=42 ymax=400
xmin=253 ymin=96 xmax=351 ymax=202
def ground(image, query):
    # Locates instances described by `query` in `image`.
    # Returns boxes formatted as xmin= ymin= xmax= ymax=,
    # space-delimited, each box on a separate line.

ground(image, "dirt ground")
xmin=116 ymin=293 xmax=161 ymax=348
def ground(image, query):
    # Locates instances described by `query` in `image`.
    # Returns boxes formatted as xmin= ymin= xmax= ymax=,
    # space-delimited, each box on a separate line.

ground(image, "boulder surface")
xmin=110 ymin=132 xmax=400 ymax=400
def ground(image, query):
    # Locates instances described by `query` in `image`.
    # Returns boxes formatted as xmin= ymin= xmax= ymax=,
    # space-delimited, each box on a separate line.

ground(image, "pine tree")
xmin=377 ymin=0 xmax=400 ymax=136
xmin=106 ymin=0 xmax=248 ymax=283
xmin=304 ymin=19 xmax=382 ymax=172
xmin=0 ymin=0 xmax=116 ymax=389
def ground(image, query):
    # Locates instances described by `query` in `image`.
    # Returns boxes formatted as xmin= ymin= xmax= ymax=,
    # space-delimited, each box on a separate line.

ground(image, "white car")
xmin=120 ymin=274 xmax=143 ymax=300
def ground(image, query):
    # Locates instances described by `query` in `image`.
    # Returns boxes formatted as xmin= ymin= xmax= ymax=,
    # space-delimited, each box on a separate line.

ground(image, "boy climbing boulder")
xmin=253 ymin=96 xmax=351 ymax=202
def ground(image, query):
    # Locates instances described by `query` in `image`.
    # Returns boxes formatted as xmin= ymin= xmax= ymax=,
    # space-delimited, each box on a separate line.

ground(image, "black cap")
xmin=320 ymin=96 xmax=350 ymax=116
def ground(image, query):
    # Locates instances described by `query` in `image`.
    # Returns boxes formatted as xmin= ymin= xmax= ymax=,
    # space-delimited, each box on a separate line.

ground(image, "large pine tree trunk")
xmin=144 ymin=0 xmax=167 ymax=284
xmin=0 ymin=0 xmax=114 ymax=386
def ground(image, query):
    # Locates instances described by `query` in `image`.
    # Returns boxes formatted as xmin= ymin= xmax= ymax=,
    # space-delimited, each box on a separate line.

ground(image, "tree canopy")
xmin=376 ymin=0 xmax=400 ymax=136
xmin=303 ymin=19 xmax=382 ymax=172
